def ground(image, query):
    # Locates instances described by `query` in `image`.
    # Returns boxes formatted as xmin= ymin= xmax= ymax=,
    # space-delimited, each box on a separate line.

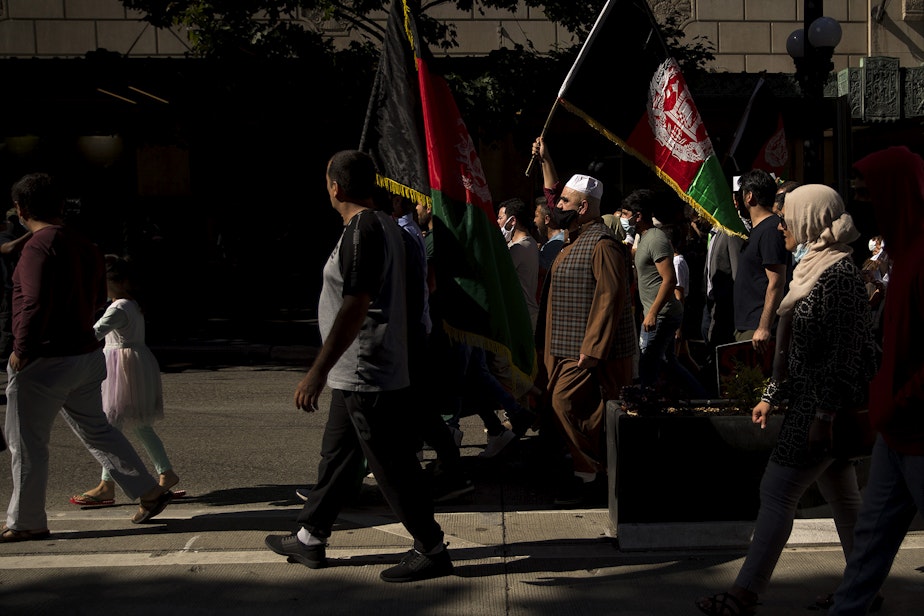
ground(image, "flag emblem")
xmin=648 ymin=59 xmax=714 ymax=164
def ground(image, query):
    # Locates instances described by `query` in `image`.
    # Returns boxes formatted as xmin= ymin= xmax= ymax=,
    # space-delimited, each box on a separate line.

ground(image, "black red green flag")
xmin=358 ymin=0 xmax=430 ymax=206
xmin=554 ymin=0 xmax=747 ymax=237
xmin=403 ymin=1 xmax=536 ymax=392
xmin=726 ymin=77 xmax=790 ymax=178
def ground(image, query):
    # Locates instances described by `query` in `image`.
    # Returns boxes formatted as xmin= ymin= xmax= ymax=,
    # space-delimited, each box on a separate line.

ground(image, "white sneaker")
xmin=478 ymin=429 xmax=516 ymax=458
xmin=449 ymin=426 xmax=463 ymax=447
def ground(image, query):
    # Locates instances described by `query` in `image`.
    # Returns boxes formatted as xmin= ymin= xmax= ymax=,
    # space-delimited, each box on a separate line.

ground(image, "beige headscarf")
xmin=777 ymin=184 xmax=859 ymax=316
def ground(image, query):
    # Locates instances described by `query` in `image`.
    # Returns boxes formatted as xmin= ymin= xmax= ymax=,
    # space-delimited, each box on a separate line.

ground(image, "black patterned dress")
xmin=761 ymin=258 xmax=878 ymax=468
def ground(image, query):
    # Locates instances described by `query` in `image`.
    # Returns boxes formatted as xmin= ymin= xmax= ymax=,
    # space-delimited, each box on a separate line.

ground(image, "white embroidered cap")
xmin=565 ymin=174 xmax=603 ymax=199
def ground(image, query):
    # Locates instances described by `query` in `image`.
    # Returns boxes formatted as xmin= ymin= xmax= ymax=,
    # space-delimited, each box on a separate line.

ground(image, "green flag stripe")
xmin=687 ymin=155 xmax=748 ymax=238
xmin=430 ymin=189 xmax=538 ymax=394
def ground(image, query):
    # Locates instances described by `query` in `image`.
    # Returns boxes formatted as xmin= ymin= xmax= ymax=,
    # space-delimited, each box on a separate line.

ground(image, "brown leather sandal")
xmin=0 ymin=525 xmax=51 ymax=542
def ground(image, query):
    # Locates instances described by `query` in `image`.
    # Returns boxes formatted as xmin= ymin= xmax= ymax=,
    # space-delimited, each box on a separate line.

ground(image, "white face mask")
xmin=620 ymin=217 xmax=631 ymax=232
xmin=868 ymin=239 xmax=877 ymax=253
xmin=502 ymin=218 xmax=515 ymax=243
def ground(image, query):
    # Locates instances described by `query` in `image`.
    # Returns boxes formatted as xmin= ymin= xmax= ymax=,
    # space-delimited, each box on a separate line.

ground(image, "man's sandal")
xmin=695 ymin=591 xmax=758 ymax=616
xmin=0 ymin=525 xmax=51 ymax=542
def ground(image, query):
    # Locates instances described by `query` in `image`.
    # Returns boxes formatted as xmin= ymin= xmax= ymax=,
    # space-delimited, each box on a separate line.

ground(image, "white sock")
xmin=297 ymin=528 xmax=325 ymax=546
xmin=574 ymin=471 xmax=596 ymax=484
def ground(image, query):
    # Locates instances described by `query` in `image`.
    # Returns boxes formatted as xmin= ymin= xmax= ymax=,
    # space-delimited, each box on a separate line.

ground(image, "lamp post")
xmin=787 ymin=1 xmax=842 ymax=184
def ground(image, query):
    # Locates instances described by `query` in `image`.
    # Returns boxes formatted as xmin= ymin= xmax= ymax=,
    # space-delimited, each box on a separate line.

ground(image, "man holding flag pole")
xmin=528 ymin=0 xmax=745 ymax=240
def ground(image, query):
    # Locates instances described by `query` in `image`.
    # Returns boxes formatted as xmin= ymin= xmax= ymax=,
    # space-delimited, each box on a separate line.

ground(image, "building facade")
xmin=1 ymin=1 xmax=922 ymax=70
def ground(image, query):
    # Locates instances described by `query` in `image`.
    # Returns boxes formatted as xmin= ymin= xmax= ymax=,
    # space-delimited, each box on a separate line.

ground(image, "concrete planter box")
xmin=605 ymin=400 xmax=783 ymax=550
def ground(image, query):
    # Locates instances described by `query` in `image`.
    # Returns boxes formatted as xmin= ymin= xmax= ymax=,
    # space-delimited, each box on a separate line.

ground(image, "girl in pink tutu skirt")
xmin=69 ymin=256 xmax=179 ymax=507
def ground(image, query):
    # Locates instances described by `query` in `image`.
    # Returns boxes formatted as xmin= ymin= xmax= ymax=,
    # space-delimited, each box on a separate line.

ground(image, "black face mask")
xmin=549 ymin=206 xmax=579 ymax=230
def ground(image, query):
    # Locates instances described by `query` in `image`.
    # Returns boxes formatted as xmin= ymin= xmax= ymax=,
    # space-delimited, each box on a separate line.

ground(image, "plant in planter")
xmin=720 ymin=359 xmax=771 ymax=413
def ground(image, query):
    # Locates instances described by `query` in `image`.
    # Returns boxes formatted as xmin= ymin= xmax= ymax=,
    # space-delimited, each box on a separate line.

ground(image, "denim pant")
xmin=639 ymin=314 xmax=706 ymax=397
xmin=297 ymin=388 xmax=444 ymax=553
xmin=830 ymin=435 xmax=924 ymax=615
xmin=735 ymin=458 xmax=862 ymax=595
xmin=5 ymin=352 xmax=158 ymax=530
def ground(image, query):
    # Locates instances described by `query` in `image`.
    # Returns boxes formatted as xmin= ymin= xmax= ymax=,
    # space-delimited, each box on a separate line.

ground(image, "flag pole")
xmin=524 ymin=99 xmax=561 ymax=177
xmin=526 ymin=0 xmax=617 ymax=178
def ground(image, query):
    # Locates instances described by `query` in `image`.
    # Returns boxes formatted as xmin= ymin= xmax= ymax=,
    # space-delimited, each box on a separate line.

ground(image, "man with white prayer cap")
xmin=531 ymin=136 xmax=637 ymax=506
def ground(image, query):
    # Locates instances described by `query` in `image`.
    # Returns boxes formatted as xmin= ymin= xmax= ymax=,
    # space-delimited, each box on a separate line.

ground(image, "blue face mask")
xmin=792 ymin=243 xmax=809 ymax=264
xmin=620 ymin=217 xmax=631 ymax=232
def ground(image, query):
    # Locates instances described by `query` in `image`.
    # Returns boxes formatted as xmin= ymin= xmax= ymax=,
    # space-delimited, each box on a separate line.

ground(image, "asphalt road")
xmin=1 ymin=366 xmax=330 ymax=509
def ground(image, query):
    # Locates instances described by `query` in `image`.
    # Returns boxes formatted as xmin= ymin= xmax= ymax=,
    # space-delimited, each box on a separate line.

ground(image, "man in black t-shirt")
xmin=732 ymin=170 xmax=790 ymax=355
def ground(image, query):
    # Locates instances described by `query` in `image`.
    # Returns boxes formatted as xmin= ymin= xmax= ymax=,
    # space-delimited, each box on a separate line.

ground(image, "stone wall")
xmin=0 ymin=0 xmax=921 ymax=70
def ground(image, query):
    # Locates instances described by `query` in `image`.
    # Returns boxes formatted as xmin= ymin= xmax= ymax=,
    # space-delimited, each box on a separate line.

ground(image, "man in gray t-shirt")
xmin=265 ymin=151 xmax=451 ymax=584
xmin=627 ymin=189 xmax=705 ymax=396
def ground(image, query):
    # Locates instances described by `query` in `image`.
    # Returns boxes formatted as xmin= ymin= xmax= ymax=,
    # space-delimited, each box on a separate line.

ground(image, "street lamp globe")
xmin=786 ymin=28 xmax=805 ymax=58
xmin=808 ymin=16 xmax=842 ymax=49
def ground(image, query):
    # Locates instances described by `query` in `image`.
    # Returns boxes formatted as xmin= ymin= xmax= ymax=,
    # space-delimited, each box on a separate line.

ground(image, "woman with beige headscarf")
xmin=697 ymin=185 xmax=879 ymax=615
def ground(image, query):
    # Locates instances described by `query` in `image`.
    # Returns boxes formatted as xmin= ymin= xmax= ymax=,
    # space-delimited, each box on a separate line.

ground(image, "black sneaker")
xmin=552 ymin=476 xmax=584 ymax=507
xmin=432 ymin=474 xmax=475 ymax=504
xmin=265 ymin=533 xmax=327 ymax=569
xmin=380 ymin=546 xmax=453 ymax=582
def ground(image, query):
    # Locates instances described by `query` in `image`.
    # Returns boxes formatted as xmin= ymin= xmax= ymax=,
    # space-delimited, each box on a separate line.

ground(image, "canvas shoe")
xmin=478 ymin=428 xmax=516 ymax=458
xmin=265 ymin=533 xmax=327 ymax=569
xmin=380 ymin=545 xmax=453 ymax=583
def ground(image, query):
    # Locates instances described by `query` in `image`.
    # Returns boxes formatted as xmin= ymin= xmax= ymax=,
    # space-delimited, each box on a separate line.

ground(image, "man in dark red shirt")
xmin=1 ymin=173 xmax=170 ymax=543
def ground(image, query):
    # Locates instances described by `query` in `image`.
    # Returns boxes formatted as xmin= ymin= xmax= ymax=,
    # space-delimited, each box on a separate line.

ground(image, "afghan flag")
xmin=358 ymin=0 xmax=430 ymax=206
xmin=554 ymin=0 xmax=747 ymax=238
xmin=403 ymin=1 xmax=536 ymax=392
xmin=726 ymin=77 xmax=790 ymax=178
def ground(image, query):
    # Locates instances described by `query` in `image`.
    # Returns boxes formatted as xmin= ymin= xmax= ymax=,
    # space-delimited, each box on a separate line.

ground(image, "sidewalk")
xmin=1 ymin=482 xmax=922 ymax=615
xmin=1 ymin=340 xmax=922 ymax=615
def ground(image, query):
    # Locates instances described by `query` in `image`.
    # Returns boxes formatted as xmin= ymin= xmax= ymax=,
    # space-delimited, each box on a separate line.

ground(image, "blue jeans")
xmin=736 ymin=458 xmax=861 ymax=595
xmin=830 ymin=435 xmax=924 ymax=615
xmin=638 ymin=314 xmax=706 ymax=397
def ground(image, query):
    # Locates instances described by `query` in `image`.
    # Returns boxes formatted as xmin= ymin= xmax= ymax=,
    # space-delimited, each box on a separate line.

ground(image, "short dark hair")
xmin=499 ymin=197 xmax=536 ymax=234
xmin=327 ymin=150 xmax=377 ymax=201
xmin=622 ymin=188 xmax=667 ymax=222
xmin=11 ymin=173 xmax=63 ymax=222
xmin=499 ymin=197 xmax=528 ymax=219
xmin=738 ymin=169 xmax=777 ymax=209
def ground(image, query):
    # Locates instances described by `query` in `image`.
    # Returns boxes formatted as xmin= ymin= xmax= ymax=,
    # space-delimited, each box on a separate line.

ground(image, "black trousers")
xmin=296 ymin=388 xmax=444 ymax=553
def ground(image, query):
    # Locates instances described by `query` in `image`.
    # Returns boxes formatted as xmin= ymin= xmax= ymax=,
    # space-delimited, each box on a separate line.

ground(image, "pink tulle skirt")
xmin=101 ymin=345 xmax=164 ymax=425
